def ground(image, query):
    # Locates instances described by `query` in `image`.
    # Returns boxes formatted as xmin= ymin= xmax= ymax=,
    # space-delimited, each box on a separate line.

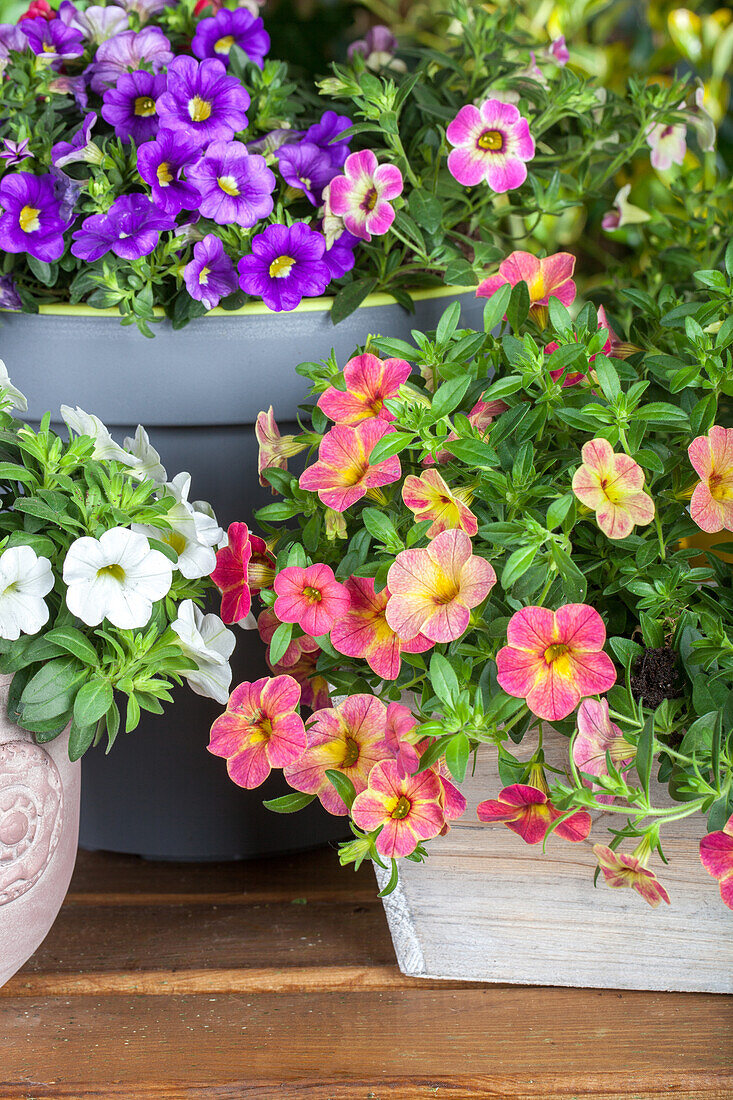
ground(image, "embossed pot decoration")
xmin=0 ymin=674 xmax=80 ymax=989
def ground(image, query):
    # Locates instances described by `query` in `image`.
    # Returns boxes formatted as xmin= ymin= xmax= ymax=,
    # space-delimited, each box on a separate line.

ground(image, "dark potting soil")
xmin=630 ymin=646 xmax=684 ymax=709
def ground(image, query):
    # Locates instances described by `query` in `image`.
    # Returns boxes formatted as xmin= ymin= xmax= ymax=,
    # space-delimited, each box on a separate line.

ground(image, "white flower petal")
xmin=123 ymin=425 xmax=167 ymax=483
xmin=0 ymin=359 xmax=28 ymax=412
xmin=61 ymin=405 xmax=140 ymax=466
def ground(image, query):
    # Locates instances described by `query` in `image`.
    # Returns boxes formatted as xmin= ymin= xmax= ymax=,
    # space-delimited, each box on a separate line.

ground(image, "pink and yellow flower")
xmin=496 ymin=604 xmax=617 ymax=722
xmin=477 ymin=783 xmax=592 ymax=844
xmin=283 ymin=693 xmax=391 ymax=814
xmin=572 ymin=438 xmax=655 ymax=540
xmin=386 ymin=528 xmax=497 ymax=644
xmin=383 ymin=701 xmax=419 ymax=778
xmin=255 ymin=406 xmax=308 ymax=489
xmin=446 ymin=99 xmax=535 ymax=192
xmin=318 ymin=352 xmax=411 ymax=426
xmin=688 ymin=426 xmax=733 ymax=534
xmin=424 ymin=398 xmax=507 ymax=465
xmin=273 ymin=562 xmax=350 ymax=637
xmin=258 ymin=607 xmax=319 ymax=668
xmin=211 ymin=521 xmax=273 ymax=624
xmin=477 ymin=250 xmax=575 ymax=323
xmin=330 ymin=575 xmax=432 ymax=680
xmin=402 ymin=469 xmax=478 ymax=539
xmin=327 ymin=149 xmax=403 ymax=242
xmin=699 ymin=813 xmax=733 ymax=910
xmin=299 ymin=419 xmax=402 ymax=512
xmin=208 ymin=674 xmax=306 ymax=789
xmin=573 ymin=697 xmax=635 ymax=804
xmin=351 ymin=758 xmax=446 ymax=857
xmin=594 ymin=843 xmax=671 ymax=907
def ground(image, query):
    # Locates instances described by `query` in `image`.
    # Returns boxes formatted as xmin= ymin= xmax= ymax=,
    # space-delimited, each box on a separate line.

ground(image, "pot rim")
xmin=4 ymin=284 xmax=477 ymax=321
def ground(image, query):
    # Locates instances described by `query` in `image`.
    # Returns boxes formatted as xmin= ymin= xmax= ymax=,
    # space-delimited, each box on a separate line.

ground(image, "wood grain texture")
xmin=380 ymin=735 xmax=733 ymax=993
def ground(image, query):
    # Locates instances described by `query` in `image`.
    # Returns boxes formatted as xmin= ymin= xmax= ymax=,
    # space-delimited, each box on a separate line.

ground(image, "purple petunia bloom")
xmin=23 ymin=16 xmax=84 ymax=67
xmin=87 ymin=27 xmax=172 ymax=93
xmin=51 ymin=112 xmax=102 ymax=168
xmin=137 ymin=130 xmax=201 ymax=215
xmin=183 ymin=233 xmax=238 ymax=310
xmin=321 ymin=229 xmax=359 ymax=280
xmin=0 ymin=172 xmax=68 ymax=262
xmin=0 ymin=274 xmax=22 ymax=311
xmin=191 ymin=8 xmax=269 ymax=67
xmin=48 ymin=73 xmax=89 ymax=108
xmin=101 ymin=69 xmax=166 ymax=143
xmin=70 ymin=193 xmax=174 ymax=261
xmin=156 ymin=55 xmax=250 ymax=148
xmin=51 ymin=166 xmax=83 ymax=221
xmin=301 ymin=111 xmax=352 ymax=169
xmin=347 ymin=24 xmax=397 ymax=61
xmin=276 ymin=141 xmax=335 ymax=206
xmin=186 ymin=140 xmax=275 ymax=226
xmin=0 ymin=23 xmax=29 ymax=55
xmin=0 ymin=138 xmax=32 ymax=166
xmin=237 ymin=222 xmax=330 ymax=312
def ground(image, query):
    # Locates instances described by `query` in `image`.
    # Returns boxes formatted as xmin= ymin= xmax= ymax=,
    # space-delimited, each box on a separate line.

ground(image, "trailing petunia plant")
xmin=0 ymin=362 xmax=240 ymax=758
xmin=0 ymin=0 xmax=715 ymax=331
xmin=205 ymin=236 xmax=733 ymax=909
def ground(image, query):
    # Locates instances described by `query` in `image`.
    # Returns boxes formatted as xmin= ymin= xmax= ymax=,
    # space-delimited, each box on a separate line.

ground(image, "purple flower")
xmin=88 ymin=27 xmax=172 ymax=93
xmin=0 ymin=139 xmax=32 ymax=167
xmin=321 ymin=229 xmax=358 ymax=280
xmin=101 ymin=70 xmax=166 ymax=143
xmin=137 ymin=130 xmax=201 ymax=214
xmin=156 ymin=56 xmax=250 ymax=148
xmin=48 ymin=73 xmax=89 ymax=108
xmin=347 ymin=24 xmax=397 ymax=61
xmin=237 ymin=222 xmax=330 ymax=312
xmin=276 ymin=141 xmax=335 ymax=206
xmin=549 ymin=36 xmax=569 ymax=65
xmin=0 ymin=274 xmax=22 ymax=311
xmin=186 ymin=140 xmax=274 ymax=226
xmin=59 ymin=1 xmax=129 ymax=43
xmin=0 ymin=172 xmax=68 ymax=262
xmin=51 ymin=113 xmax=102 ymax=168
xmin=114 ymin=0 xmax=177 ymax=21
xmin=183 ymin=233 xmax=238 ymax=310
xmin=51 ymin=166 xmax=82 ymax=221
xmin=191 ymin=8 xmax=269 ymax=67
xmin=23 ymin=17 xmax=84 ymax=67
xmin=0 ymin=23 xmax=30 ymax=54
xmin=71 ymin=193 xmax=174 ymax=261
xmin=301 ymin=111 xmax=352 ymax=169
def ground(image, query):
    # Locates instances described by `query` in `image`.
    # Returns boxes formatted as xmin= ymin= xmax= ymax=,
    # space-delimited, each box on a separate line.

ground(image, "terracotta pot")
xmin=0 ymin=673 xmax=80 ymax=989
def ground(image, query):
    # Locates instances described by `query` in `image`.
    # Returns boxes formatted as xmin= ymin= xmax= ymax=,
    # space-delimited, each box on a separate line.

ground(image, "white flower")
xmin=61 ymin=405 xmax=139 ymax=467
xmin=0 ymin=545 xmax=54 ymax=640
xmin=66 ymin=4 xmax=129 ymax=43
xmin=63 ymin=527 xmax=173 ymax=629
xmin=123 ymin=425 xmax=167 ymax=483
xmin=171 ymin=599 xmax=235 ymax=704
xmin=0 ymin=359 xmax=28 ymax=413
xmin=136 ymin=473 xmax=223 ymax=580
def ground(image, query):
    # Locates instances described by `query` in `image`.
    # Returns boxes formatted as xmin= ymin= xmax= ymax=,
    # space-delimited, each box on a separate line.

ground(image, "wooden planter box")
xmin=375 ymin=731 xmax=732 ymax=994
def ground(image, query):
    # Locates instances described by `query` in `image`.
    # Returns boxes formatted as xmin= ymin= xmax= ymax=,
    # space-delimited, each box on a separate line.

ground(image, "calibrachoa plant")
xmin=0 ymin=361 xmax=242 ymax=757
xmin=207 ymin=236 xmax=733 ymax=907
xmin=0 ymin=0 xmax=715 ymax=331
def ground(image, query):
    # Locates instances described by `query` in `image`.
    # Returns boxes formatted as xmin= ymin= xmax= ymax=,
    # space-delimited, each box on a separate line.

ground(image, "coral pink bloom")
xmin=688 ymin=426 xmax=733 ymax=534
xmin=383 ymin=701 xmax=419 ymax=778
xmin=299 ymin=419 xmax=402 ymax=512
xmin=283 ymin=693 xmax=391 ymax=815
xmin=477 ymin=250 xmax=576 ymax=316
xmin=210 ymin=522 xmax=273 ymax=624
xmin=255 ymin=406 xmax=307 ymax=489
xmin=699 ymin=814 xmax=733 ymax=910
xmin=594 ymin=844 xmax=671 ymax=907
xmin=573 ymin=697 xmax=635 ymax=805
xmin=446 ymin=99 xmax=535 ymax=192
xmin=273 ymin=562 xmax=350 ymax=637
xmin=496 ymin=604 xmax=617 ymax=722
xmin=402 ymin=469 xmax=478 ymax=538
xmin=351 ymin=759 xmax=445 ymax=858
xmin=318 ymin=353 xmax=411 ymax=426
xmin=425 ymin=398 xmax=508 ymax=465
xmin=477 ymin=783 xmax=591 ymax=845
xmin=386 ymin=528 xmax=497 ymax=644
xmin=208 ymin=675 xmax=306 ymax=789
xmin=330 ymin=575 xmax=432 ymax=681
xmin=327 ymin=149 xmax=403 ymax=242
xmin=546 ymin=305 xmax=635 ymax=387
xmin=572 ymin=438 xmax=655 ymax=540
xmin=272 ymin=648 xmax=330 ymax=711
xmin=258 ymin=607 xmax=319 ymax=668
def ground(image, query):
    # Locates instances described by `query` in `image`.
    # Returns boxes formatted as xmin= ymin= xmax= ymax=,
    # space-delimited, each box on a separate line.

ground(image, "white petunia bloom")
xmin=0 ymin=545 xmax=54 ymax=640
xmin=123 ymin=425 xmax=167 ymax=483
xmin=0 ymin=359 xmax=28 ymax=413
xmin=137 ymin=473 xmax=222 ymax=580
xmin=60 ymin=405 xmax=139 ymax=467
xmin=63 ymin=527 xmax=173 ymax=629
xmin=171 ymin=599 xmax=235 ymax=704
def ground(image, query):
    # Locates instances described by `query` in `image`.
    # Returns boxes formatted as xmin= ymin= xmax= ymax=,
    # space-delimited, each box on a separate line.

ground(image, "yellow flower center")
xmin=164 ymin=531 xmax=187 ymax=555
xmin=248 ymin=562 xmax=275 ymax=588
xmin=544 ymin=643 xmax=569 ymax=664
xmin=598 ymin=476 xmax=625 ymax=505
xmin=156 ymin=161 xmax=173 ymax=186
xmin=302 ymin=585 xmax=322 ymax=603
xmin=188 ymin=95 xmax=212 ymax=123
xmin=249 ymin=709 xmax=273 ymax=744
xmin=268 ymin=254 xmax=296 ymax=279
xmin=390 ymin=795 xmax=412 ymax=820
xmin=477 ymin=129 xmax=503 ymax=151
xmin=217 ymin=175 xmax=240 ymax=197
xmin=214 ymin=34 xmax=236 ymax=54
xmin=198 ymin=265 xmax=210 ymax=285
xmin=134 ymin=95 xmax=157 ymax=117
xmin=341 ymin=736 xmax=360 ymax=769
xmin=433 ymin=578 xmax=460 ymax=605
xmin=709 ymin=470 xmax=733 ymax=502
xmin=19 ymin=205 xmax=40 ymax=233
xmin=97 ymin=563 xmax=126 ymax=582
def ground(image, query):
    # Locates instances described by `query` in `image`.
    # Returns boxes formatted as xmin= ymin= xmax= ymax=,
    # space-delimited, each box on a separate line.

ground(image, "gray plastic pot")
xmin=1 ymin=286 xmax=485 ymax=860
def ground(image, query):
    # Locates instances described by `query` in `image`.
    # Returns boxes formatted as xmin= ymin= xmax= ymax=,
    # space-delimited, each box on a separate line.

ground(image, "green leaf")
xmin=368 ymin=431 xmax=414 ymax=465
xmin=445 ymin=731 xmax=470 ymax=783
xmin=361 ymin=508 xmax=399 ymax=546
xmin=546 ymin=494 xmax=574 ymax=531
xmin=330 ymin=278 xmax=378 ymax=325
xmin=263 ymin=792 xmax=317 ymax=813
xmin=430 ymin=374 xmax=472 ymax=420
xmin=633 ymin=402 xmax=689 ymax=426
xmin=482 ymin=282 xmax=511 ymax=334
xmin=377 ymin=859 xmax=400 ymax=897
xmin=609 ymin=636 xmax=644 ymax=669
xmin=68 ymin=719 xmax=97 ymax=762
xmin=268 ymin=621 xmax=293 ymax=667
xmin=435 ymin=300 xmax=461 ymax=344
xmin=680 ymin=712 xmax=717 ymax=755
xmin=429 ymin=653 xmax=459 ymax=706
xmin=325 ymin=769 xmax=357 ymax=810
xmin=593 ymin=354 xmax=621 ymax=402
xmin=443 ymin=438 xmax=497 ymax=467
xmin=45 ymin=627 xmax=99 ymax=667
xmin=19 ymin=657 xmax=86 ymax=721
xmin=73 ymin=678 xmax=114 ymax=728
xmin=408 ymin=189 xmax=443 ymax=234
xmin=635 ymin=715 xmax=655 ymax=797
xmin=501 ymin=544 xmax=539 ymax=589
xmin=506 ymin=280 xmax=530 ymax=332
